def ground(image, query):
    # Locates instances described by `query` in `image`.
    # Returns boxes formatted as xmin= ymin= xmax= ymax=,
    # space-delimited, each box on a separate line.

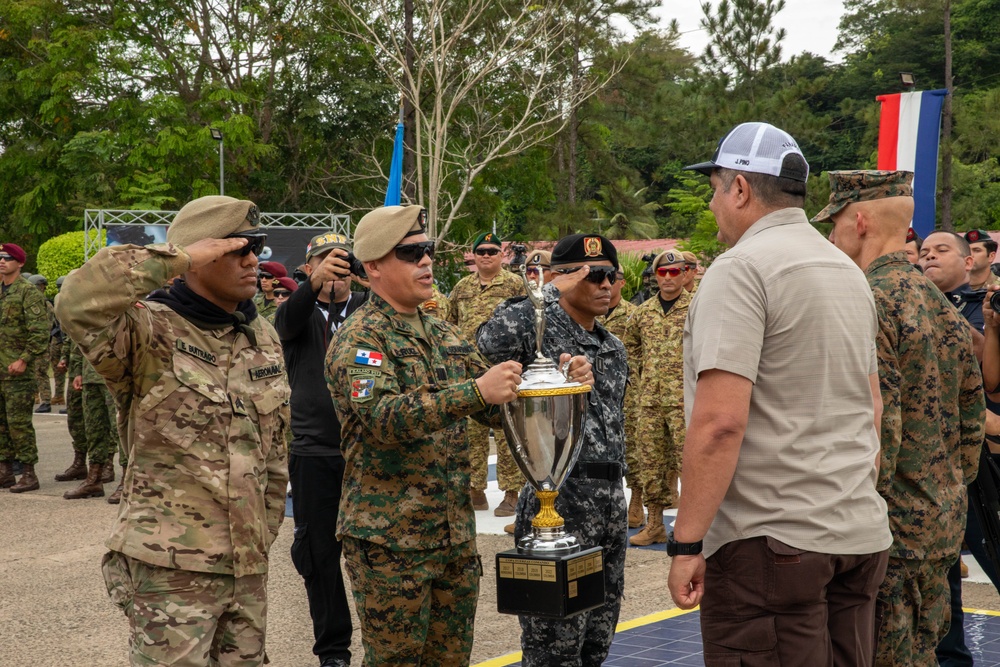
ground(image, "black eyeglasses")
xmin=395 ymin=241 xmax=436 ymax=264
xmin=554 ymin=266 xmax=618 ymax=284
xmin=475 ymin=247 xmax=500 ymax=257
xmin=225 ymin=233 xmax=267 ymax=257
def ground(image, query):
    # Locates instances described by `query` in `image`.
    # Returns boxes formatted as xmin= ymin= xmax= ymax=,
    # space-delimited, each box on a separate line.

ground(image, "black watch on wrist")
xmin=666 ymin=531 xmax=703 ymax=557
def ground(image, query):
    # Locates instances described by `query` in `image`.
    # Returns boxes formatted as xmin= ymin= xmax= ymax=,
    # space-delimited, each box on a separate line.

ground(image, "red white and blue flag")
xmin=876 ymin=89 xmax=948 ymax=239
xmin=354 ymin=349 xmax=383 ymax=367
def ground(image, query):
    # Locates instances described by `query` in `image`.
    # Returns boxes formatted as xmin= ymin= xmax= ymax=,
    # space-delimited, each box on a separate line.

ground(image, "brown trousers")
xmin=700 ymin=536 xmax=889 ymax=667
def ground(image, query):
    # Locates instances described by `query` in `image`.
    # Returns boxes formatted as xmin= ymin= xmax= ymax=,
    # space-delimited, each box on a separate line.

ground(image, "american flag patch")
xmin=354 ymin=349 xmax=383 ymax=367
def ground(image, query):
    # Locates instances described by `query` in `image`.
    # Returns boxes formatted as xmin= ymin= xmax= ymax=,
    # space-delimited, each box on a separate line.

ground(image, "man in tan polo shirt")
xmin=667 ymin=122 xmax=892 ymax=666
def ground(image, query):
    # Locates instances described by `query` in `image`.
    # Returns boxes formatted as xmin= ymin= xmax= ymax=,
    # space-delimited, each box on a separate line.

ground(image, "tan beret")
xmin=680 ymin=251 xmax=698 ymax=266
xmin=353 ymin=205 xmax=426 ymax=262
xmin=527 ymin=250 xmax=551 ymax=267
xmin=167 ymin=196 xmax=262 ymax=246
xmin=654 ymin=250 xmax=686 ymax=268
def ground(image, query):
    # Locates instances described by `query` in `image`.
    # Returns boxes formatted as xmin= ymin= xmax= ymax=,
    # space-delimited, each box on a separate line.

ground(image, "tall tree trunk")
xmin=403 ymin=0 xmax=417 ymax=203
xmin=567 ymin=37 xmax=580 ymax=207
xmin=940 ymin=0 xmax=954 ymax=231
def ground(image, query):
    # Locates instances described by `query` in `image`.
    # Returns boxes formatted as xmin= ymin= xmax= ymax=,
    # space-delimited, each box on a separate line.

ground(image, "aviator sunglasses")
xmin=475 ymin=247 xmax=500 ymax=257
xmin=655 ymin=266 xmax=688 ymax=278
xmin=554 ymin=266 xmax=618 ymax=284
xmin=395 ymin=240 xmax=436 ymax=264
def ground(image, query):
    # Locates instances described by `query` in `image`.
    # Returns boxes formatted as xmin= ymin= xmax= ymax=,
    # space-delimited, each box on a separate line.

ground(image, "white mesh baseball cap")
xmin=684 ymin=122 xmax=809 ymax=183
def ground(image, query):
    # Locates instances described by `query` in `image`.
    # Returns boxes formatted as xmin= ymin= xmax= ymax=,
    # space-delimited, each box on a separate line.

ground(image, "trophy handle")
xmin=501 ymin=399 xmax=541 ymax=491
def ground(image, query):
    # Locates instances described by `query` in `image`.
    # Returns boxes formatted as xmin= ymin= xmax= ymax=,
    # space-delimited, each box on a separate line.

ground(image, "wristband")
xmin=471 ymin=378 xmax=487 ymax=407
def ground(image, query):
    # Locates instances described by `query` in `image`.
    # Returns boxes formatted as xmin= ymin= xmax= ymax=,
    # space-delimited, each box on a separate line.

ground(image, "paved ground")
xmin=2 ymin=413 xmax=999 ymax=666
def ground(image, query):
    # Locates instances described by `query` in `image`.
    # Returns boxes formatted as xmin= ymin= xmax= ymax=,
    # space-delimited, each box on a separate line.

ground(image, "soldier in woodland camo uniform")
xmin=54 ymin=318 xmax=90 ymax=484
xmin=56 ymin=196 xmax=289 ymax=667
xmin=28 ymin=274 xmax=60 ymax=412
xmin=598 ymin=266 xmax=643 ymax=527
xmin=0 ymin=242 xmax=49 ymax=493
xmin=325 ymin=205 xmax=529 ymax=666
xmin=623 ymin=251 xmax=692 ymax=546
xmin=446 ymin=231 xmax=525 ymax=514
xmin=478 ymin=233 xmax=627 ymax=667
xmin=61 ymin=344 xmax=121 ymax=499
xmin=819 ymin=170 xmax=985 ymax=667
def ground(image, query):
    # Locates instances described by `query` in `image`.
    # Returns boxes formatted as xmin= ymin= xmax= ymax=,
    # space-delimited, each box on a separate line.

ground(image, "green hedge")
xmin=36 ymin=230 xmax=105 ymax=299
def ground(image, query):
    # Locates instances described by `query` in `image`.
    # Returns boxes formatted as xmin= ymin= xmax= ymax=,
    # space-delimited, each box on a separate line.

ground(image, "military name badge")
xmin=249 ymin=363 xmax=284 ymax=382
xmin=176 ymin=339 xmax=218 ymax=365
xmin=354 ymin=349 xmax=383 ymax=367
xmin=351 ymin=377 xmax=376 ymax=403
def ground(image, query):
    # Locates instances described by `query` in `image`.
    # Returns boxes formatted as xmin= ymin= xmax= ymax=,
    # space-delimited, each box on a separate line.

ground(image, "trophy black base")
xmin=496 ymin=546 xmax=605 ymax=619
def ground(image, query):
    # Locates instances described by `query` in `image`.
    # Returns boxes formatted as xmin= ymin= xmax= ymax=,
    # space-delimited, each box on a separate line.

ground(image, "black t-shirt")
xmin=658 ymin=294 xmax=678 ymax=315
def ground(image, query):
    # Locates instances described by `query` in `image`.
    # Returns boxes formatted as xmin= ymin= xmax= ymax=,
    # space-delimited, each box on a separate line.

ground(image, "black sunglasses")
xmin=0 ymin=254 xmax=13 ymax=261
xmin=259 ymin=272 xmax=273 ymax=279
xmin=554 ymin=266 xmax=618 ymax=284
xmin=395 ymin=241 xmax=436 ymax=264
xmin=475 ymin=247 xmax=500 ymax=256
xmin=273 ymin=290 xmax=292 ymax=298
xmin=225 ymin=233 xmax=267 ymax=257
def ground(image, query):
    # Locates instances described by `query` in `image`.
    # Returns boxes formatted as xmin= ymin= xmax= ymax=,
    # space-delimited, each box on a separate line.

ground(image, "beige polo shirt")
xmin=683 ymin=207 xmax=892 ymax=559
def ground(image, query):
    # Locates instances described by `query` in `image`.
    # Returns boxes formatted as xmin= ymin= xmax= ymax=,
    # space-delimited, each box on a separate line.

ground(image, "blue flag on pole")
xmin=384 ymin=110 xmax=405 ymax=207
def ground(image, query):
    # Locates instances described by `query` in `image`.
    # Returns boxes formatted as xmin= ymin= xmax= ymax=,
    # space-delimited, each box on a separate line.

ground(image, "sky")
xmin=653 ymin=0 xmax=848 ymax=63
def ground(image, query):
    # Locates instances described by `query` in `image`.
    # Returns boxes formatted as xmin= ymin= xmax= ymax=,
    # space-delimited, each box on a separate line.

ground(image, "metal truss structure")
xmin=82 ymin=209 xmax=352 ymax=260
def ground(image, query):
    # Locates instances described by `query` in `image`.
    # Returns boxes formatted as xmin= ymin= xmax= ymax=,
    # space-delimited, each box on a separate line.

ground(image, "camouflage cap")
xmin=965 ymin=229 xmax=996 ymax=246
xmin=306 ymin=232 xmax=351 ymax=261
xmin=353 ymin=205 xmax=426 ymax=262
xmin=653 ymin=250 xmax=686 ymax=268
xmin=166 ymin=195 xmax=262 ymax=247
xmin=527 ymin=250 xmax=551 ymax=268
xmin=811 ymin=170 xmax=914 ymax=223
xmin=680 ymin=251 xmax=698 ymax=267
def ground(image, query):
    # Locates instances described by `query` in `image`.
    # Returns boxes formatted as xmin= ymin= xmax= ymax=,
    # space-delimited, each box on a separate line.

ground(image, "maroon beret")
xmin=0 ymin=243 xmax=26 ymax=264
xmin=258 ymin=261 xmax=287 ymax=278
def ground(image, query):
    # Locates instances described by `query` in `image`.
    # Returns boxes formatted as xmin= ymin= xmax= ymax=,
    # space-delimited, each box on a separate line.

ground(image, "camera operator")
xmin=272 ymin=232 xmax=367 ymax=667
xmin=629 ymin=253 xmax=657 ymax=305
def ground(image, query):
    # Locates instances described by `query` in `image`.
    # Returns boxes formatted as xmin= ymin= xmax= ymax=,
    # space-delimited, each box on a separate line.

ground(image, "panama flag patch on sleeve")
xmin=354 ymin=349 xmax=383 ymax=367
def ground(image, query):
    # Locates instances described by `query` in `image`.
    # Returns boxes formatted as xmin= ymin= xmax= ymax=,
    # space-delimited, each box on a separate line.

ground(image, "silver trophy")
xmin=500 ymin=259 xmax=591 ymax=556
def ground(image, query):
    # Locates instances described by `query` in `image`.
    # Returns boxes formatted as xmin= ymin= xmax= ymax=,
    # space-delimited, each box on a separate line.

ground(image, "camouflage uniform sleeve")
xmin=327 ymin=331 xmax=488 ymax=445
xmin=265 ymin=411 xmax=290 ymax=544
xmin=475 ymin=297 xmax=537 ymax=366
xmin=958 ymin=341 xmax=987 ymax=485
xmin=67 ymin=343 xmax=83 ymax=379
xmin=19 ymin=284 xmax=49 ymax=364
xmin=874 ymin=300 xmax=902 ymax=496
xmin=623 ymin=309 xmax=642 ymax=387
xmin=55 ymin=244 xmax=191 ymax=393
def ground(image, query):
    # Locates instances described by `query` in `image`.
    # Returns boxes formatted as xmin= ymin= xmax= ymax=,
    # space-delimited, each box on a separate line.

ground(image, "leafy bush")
xmin=617 ymin=252 xmax=647 ymax=303
xmin=36 ymin=230 xmax=105 ymax=299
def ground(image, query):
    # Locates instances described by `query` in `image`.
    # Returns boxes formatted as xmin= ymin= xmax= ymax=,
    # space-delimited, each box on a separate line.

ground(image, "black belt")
xmin=569 ymin=461 xmax=623 ymax=481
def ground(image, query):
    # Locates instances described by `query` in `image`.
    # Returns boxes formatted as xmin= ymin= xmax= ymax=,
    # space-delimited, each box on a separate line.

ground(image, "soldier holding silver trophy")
xmin=477 ymin=233 xmax=629 ymax=667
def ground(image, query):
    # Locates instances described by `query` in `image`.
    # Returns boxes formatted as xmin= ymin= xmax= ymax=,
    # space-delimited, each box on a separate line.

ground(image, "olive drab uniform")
xmin=446 ymin=269 xmax=525 ymax=495
xmin=599 ymin=300 xmax=641 ymax=504
xmin=254 ymin=291 xmax=277 ymax=324
xmin=59 ymin=337 xmax=87 ymax=458
xmin=56 ymin=243 xmax=290 ymax=666
xmin=866 ymin=252 xmax=985 ymax=667
xmin=477 ymin=285 xmax=629 ymax=667
xmin=34 ymin=298 xmax=62 ymax=405
xmin=67 ymin=344 xmax=120 ymax=466
xmin=0 ymin=275 xmax=49 ymax=467
xmin=325 ymin=292 xmax=502 ymax=666
xmin=623 ymin=289 xmax=692 ymax=508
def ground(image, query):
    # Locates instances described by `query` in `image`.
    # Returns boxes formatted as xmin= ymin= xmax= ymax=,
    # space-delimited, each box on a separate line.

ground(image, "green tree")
xmin=588 ymin=176 xmax=659 ymax=239
xmin=700 ymin=0 xmax=787 ymax=101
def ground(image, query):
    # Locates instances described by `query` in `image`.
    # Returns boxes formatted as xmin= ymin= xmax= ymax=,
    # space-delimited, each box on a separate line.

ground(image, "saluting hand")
xmin=183 ymin=237 xmax=253 ymax=269
xmin=547 ymin=265 xmax=593 ymax=293
xmin=476 ymin=361 xmax=523 ymax=405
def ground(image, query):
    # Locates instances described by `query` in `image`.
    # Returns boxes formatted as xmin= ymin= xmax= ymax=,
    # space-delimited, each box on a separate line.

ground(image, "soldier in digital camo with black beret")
xmin=820 ymin=170 xmax=985 ymax=666
xmin=325 ymin=205 xmax=536 ymax=666
xmin=0 ymin=242 xmax=49 ymax=493
xmin=56 ymin=195 xmax=290 ymax=667
xmin=477 ymin=233 xmax=627 ymax=667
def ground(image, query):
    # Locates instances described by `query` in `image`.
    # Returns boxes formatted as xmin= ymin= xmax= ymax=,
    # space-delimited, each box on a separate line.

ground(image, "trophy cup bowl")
xmin=501 ymin=359 xmax=590 ymax=555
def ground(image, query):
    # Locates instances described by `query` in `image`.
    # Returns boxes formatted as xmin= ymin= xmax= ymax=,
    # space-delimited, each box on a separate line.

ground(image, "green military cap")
xmin=653 ymin=250 xmax=686 ymax=268
xmin=306 ymin=232 xmax=351 ymax=261
xmin=166 ymin=195 xmax=262 ymax=247
xmin=965 ymin=229 xmax=995 ymax=245
xmin=353 ymin=205 xmax=426 ymax=262
xmin=811 ymin=170 xmax=914 ymax=223
xmin=473 ymin=232 xmax=502 ymax=250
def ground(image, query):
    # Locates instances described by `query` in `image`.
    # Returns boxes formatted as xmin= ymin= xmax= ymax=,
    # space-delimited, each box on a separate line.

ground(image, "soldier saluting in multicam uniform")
xmin=56 ymin=195 xmax=290 ymax=667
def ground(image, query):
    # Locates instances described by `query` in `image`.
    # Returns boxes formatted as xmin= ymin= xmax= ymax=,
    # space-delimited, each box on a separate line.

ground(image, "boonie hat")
xmin=550 ymin=234 xmax=618 ymax=270
xmin=167 ymin=195 xmax=263 ymax=247
xmin=684 ymin=122 xmax=809 ymax=183
xmin=811 ymin=170 xmax=913 ymax=224
xmin=353 ymin=205 xmax=426 ymax=262
xmin=306 ymin=232 xmax=351 ymax=261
